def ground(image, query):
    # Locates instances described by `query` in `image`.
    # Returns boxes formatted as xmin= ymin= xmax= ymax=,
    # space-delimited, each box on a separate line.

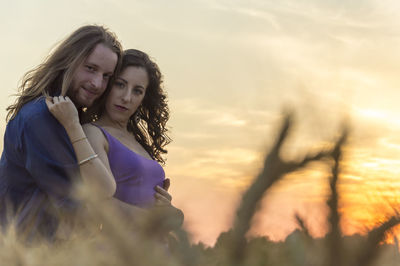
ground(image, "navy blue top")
xmin=0 ymin=97 xmax=80 ymax=239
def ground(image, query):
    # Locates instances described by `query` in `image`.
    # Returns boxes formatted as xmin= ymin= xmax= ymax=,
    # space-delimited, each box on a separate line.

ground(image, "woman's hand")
xmin=152 ymin=179 xmax=184 ymax=232
xmin=45 ymin=96 xmax=80 ymax=128
xmin=154 ymin=178 xmax=172 ymax=206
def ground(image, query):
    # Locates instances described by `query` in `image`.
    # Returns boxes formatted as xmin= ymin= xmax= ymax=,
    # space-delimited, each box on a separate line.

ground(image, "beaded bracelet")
xmin=78 ymin=154 xmax=98 ymax=166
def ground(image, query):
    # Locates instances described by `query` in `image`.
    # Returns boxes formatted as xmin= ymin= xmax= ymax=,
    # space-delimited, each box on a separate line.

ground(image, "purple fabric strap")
xmin=93 ymin=124 xmax=165 ymax=208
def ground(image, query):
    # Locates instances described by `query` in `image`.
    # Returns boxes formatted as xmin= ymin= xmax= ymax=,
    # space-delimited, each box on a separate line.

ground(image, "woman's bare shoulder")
xmin=82 ymin=123 xmax=111 ymax=168
xmin=82 ymin=123 xmax=105 ymax=141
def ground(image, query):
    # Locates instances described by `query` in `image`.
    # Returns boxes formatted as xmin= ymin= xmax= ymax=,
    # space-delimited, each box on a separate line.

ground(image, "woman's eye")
xmin=133 ymin=88 xmax=143 ymax=95
xmin=115 ymin=81 xmax=125 ymax=88
xmin=86 ymin=65 xmax=95 ymax=71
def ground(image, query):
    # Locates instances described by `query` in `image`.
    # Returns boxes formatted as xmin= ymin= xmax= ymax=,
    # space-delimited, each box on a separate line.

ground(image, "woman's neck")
xmin=97 ymin=113 xmax=129 ymax=133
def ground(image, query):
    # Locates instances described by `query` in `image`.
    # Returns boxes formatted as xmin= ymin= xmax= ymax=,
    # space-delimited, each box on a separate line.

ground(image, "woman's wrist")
xmin=65 ymin=119 xmax=81 ymax=130
xmin=66 ymin=123 xmax=86 ymax=142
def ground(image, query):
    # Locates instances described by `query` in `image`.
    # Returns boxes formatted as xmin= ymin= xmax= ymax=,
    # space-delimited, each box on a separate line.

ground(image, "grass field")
xmin=1 ymin=114 xmax=399 ymax=266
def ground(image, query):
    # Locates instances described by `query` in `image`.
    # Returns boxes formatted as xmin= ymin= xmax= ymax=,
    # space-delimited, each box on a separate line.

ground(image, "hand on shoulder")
xmin=46 ymin=96 xmax=79 ymax=129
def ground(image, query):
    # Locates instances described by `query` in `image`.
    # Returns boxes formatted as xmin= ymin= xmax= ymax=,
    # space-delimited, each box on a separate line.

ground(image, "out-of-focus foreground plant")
xmin=0 ymin=113 xmax=399 ymax=266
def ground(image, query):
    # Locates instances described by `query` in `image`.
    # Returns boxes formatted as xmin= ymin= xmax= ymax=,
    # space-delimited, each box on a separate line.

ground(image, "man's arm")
xmin=22 ymin=109 xmax=80 ymax=212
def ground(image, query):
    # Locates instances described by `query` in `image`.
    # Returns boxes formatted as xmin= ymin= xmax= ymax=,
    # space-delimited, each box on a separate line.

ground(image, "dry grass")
xmin=1 ymin=113 xmax=400 ymax=266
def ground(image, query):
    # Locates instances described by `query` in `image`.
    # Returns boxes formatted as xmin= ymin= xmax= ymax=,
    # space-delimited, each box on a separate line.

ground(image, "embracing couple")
xmin=0 ymin=25 xmax=182 ymax=240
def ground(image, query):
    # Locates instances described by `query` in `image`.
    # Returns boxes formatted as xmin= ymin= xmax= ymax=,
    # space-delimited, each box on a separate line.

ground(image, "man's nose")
xmin=89 ymin=74 xmax=103 ymax=89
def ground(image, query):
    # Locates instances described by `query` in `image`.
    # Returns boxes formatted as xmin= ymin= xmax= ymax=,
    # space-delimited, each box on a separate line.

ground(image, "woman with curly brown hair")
xmin=46 ymin=49 xmax=178 ymax=212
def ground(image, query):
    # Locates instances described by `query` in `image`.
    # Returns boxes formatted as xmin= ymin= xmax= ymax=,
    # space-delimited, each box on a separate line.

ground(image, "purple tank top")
xmin=93 ymin=125 xmax=165 ymax=208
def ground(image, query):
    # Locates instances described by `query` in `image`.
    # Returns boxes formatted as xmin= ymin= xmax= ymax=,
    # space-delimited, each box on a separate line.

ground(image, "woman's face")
xmin=105 ymin=66 xmax=149 ymax=123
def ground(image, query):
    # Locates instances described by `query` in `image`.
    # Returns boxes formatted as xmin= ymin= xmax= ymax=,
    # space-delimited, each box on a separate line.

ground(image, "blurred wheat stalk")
xmin=1 ymin=113 xmax=399 ymax=266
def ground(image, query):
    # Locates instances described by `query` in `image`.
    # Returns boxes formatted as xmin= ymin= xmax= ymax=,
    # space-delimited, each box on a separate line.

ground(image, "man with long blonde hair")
xmin=0 ymin=25 xmax=122 ymax=239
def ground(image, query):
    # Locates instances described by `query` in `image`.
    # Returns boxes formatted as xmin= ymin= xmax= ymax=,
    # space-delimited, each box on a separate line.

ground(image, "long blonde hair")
xmin=6 ymin=25 xmax=123 ymax=121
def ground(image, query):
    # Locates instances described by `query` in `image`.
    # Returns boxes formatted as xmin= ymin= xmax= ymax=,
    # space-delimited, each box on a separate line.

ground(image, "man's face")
xmin=68 ymin=43 xmax=118 ymax=108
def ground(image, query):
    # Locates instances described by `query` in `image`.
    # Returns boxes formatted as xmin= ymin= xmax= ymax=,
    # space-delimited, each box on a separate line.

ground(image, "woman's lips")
xmin=115 ymin=104 xmax=128 ymax=111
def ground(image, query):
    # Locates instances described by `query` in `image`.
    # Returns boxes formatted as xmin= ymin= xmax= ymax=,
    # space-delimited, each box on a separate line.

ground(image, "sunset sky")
xmin=1 ymin=0 xmax=400 ymax=246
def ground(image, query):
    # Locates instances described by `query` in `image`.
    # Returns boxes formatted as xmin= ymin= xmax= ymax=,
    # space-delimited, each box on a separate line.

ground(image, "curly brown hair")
xmin=85 ymin=49 xmax=171 ymax=164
